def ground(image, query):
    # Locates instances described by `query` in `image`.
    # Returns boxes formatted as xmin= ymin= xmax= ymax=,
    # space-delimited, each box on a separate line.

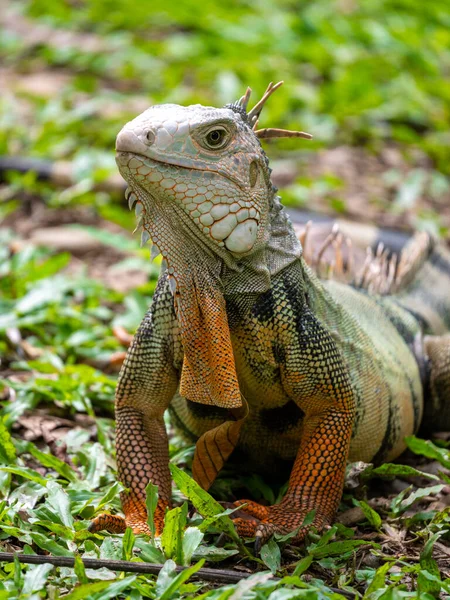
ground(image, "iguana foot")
xmin=232 ymin=498 xmax=328 ymax=550
xmin=89 ymin=497 xmax=167 ymax=536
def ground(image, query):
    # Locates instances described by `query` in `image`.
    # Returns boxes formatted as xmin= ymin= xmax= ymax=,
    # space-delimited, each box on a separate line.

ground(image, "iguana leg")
xmin=90 ymin=278 xmax=179 ymax=536
xmin=422 ymin=334 xmax=450 ymax=431
xmin=233 ymin=307 xmax=355 ymax=546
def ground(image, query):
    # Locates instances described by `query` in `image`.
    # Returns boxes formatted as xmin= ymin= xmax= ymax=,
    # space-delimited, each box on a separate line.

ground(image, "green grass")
xmin=1 ymin=0 xmax=450 ymax=597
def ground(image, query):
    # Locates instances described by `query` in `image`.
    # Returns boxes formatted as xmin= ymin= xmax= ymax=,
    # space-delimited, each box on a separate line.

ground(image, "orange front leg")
xmin=233 ymin=408 xmax=353 ymax=548
xmin=89 ymin=280 xmax=180 ymax=537
xmin=233 ymin=308 xmax=355 ymax=547
xmin=89 ymin=406 xmax=173 ymax=536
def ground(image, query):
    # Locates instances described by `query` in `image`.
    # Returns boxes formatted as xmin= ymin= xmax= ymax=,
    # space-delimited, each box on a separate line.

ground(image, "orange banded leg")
xmin=233 ymin=408 xmax=353 ymax=549
xmin=89 ymin=406 xmax=172 ymax=536
xmin=230 ymin=500 xmax=270 ymax=539
xmin=120 ymin=495 xmax=168 ymax=535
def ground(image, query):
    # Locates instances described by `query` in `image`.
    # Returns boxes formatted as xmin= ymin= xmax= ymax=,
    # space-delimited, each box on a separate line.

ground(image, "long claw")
xmin=216 ymin=533 xmax=228 ymax=547
xmin=254 ymin=531 xmax=264 ymax=554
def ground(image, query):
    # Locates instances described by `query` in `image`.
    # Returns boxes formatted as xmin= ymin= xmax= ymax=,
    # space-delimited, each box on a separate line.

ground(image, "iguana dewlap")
xmin=90 ymin=83 xmax=450 ymax=546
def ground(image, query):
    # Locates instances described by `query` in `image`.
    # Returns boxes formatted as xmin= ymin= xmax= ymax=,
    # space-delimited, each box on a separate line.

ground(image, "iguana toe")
xmin=89 ymin=497 xmax=167 ymax=536
xmin=232 ymin=500 xmax=329 ymax=550
xmin=89 ymin=513 xmax=127 ymax=534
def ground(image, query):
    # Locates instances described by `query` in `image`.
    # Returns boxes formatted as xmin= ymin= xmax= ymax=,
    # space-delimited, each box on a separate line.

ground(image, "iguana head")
xmin=117 ymin=103 xmax=270 ymax=256
xmin=116 ymin=81 xmax=311 ymax=267
xmin=115 ymin=83 xmax=311 ymax=408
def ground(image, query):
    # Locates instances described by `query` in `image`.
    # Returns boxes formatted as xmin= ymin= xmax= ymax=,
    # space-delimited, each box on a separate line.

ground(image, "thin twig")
xmin=0 ymin=553 xmax=246 ymax=585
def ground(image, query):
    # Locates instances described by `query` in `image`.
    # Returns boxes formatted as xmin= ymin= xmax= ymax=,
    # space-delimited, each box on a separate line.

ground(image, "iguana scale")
xmin=90 ymin=83 xmax=450 ymax=548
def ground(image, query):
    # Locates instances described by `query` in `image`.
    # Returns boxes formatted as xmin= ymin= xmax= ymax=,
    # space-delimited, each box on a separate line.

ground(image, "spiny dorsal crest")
xmin=226 ymin=81 xmax=313 ymax=141
xmin=299 ymin=222 xmax=433 ymax=296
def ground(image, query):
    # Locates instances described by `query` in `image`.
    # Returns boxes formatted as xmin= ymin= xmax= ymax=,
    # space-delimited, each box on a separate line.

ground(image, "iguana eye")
xmin=204 ymin=127 xmax=229 ymax=149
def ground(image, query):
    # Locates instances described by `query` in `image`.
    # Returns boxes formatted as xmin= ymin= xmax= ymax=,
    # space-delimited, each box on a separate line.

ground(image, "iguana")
xmin=90 ymin=82 xmax=450 ymax=548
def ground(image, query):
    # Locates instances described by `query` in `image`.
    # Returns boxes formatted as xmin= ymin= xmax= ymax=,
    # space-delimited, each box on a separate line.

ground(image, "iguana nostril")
xmin=145 ymin=129 xmax=156 ymax=145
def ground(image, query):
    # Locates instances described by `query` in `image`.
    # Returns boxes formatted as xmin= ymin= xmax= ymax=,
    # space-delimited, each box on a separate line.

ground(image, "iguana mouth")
xmin=116 ymin=150 xmax=247 ymax=192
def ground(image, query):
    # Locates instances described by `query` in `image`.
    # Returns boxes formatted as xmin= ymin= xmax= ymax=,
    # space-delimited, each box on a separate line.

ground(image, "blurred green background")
xmin=1 ymin=0 xmax=450 ymax=233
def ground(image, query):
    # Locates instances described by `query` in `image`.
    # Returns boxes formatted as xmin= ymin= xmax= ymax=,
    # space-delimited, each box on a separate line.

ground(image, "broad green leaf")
xmin=314 ymin=524 xmax=338 ymax=548
xmin=170 ymin=465 xmax=223 ymax=516
xmin=192 ymin=545 xmax=238 ymax=563
xmin=0 ymin=525 xmax=33 ymax=543
xmin=268 ymin=589 xmax=317 ymax=600
xmin=0 ymin=418 xmax=16 ymax=464
xmin=292 ymin=555 xmax=313 ymax=576
xmin=135 ymin=537 xmax=165 ymax=564
xmin=74 ymin=554 xmax=88 ymax=585
xmin=26 ymin=442 xmax=78 ymax=483
xmin=391 ymin=484 xmax=445 ymax=515
xmin=0 ymin=466 xmax=48 ymax=487
xmin=21 ymin=563 xmax=53 ymax=595
xmin=29 ymin=532 xmax=72 ymax=556
xmin=94 ymin=481 xmax=122 ymax=513
xmin=405 ymin=436 xmax=450 ymax=469
xmin=155 ymin=559 xmax=178 ymax=598
xmin=46 ymin=481 xmax=74 ymax=528
xmin=158 ymin=559 xmax=205 ymax=600
xmin=364 ymin=561 xmax=392 ymax=597
xmin=82 ymin=442 xmax=107 ymax=488
xmin=24 ymin=252 xmax=71 ymax=284
xmin=312 ymin=539 xmax=373 ymax=559
xmin=260 ymin=539 xmax=281 ymax=574
xmin=354 ymin=500 xmax=382 ymax=530
xmin=182 ymin=527 xmax=204 ymax=566
xmin=145 ymin=481 xmax=159 ymax=540
xmin=219 ymin=571 xmax=273 ymax=599
xmin=122 ymin=527 xmax=135 ymax=561
xmin=32 ymin=520 xmax=74 ymax=541
xmin=100 ymin=537 xmax=122 ymax=561
xmin=62 ymin=576 xmax=136 ymax=600
xmin=15 ymin=277 xmax=71 ymax=313
xmin=197 ymin=507 xmax=240 ymax=534
xmin=418 ymin=531 xmax=443 ymax=596
xmin=170 ymin=464 xmax=239 ymax=542
xmin=361 ymin=462 xmax=439 ymax=482
xmin=161 ymin=503 xmax=188 ymax=564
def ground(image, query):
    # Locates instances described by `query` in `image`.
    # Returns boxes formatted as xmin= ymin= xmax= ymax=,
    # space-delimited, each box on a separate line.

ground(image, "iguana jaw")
xmin=116 ymin=152 xmax=264 ymax=262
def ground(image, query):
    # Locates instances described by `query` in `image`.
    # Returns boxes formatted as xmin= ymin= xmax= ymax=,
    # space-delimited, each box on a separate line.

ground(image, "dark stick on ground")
xmin=0 ymin=552 xmax=356 ymax=596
